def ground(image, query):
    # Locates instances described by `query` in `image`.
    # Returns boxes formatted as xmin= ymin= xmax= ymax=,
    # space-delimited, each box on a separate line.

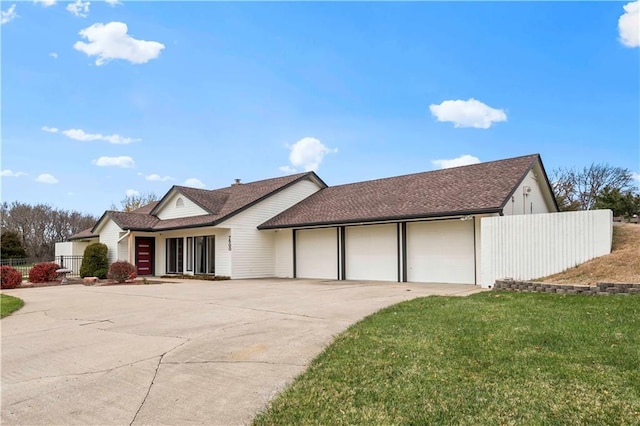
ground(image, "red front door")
xmin=135 ymin=237 xmax=155 ymax=276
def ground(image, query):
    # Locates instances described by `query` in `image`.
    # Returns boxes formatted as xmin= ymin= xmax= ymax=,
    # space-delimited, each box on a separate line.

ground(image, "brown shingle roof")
xmin=131 ymin=201 xmax=159 ymax=214
xmin=259 ymin=154 xmax=543 ymax=229
xmin=92 ymin=172 xmax=324 ymax=232
xmin=69 ymin=228 xmax=99 ymax=240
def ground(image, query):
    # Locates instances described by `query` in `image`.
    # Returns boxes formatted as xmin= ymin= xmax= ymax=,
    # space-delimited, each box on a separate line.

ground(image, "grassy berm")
xmin=254 ymin=292 xmax=640 ymax=425
xmin=542 ymin=223 xmax=640 ymax=284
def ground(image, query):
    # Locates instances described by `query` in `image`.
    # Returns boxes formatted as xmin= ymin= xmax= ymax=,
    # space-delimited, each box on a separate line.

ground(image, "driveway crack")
xmin=130 ymin=339 xmax=191 ymax=426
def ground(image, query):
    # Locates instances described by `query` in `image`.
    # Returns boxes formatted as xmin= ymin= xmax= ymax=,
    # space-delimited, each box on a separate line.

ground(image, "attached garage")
xmin=406 ymin=220 xmax=475 ymax=284
xmin=295 ymin=228 xmax=338 ymax=279
xmin=345 ymin=224 xmax=397 ymax=281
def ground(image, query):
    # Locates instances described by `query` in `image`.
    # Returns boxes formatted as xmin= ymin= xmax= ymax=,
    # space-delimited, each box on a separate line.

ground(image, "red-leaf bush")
xmin=28 ymin=262 xmax=61 ymax=284
xmin=1 ymin=265 xmax=23 ymax=289
xmin=107 ymin=261 xmax=137 ymax=283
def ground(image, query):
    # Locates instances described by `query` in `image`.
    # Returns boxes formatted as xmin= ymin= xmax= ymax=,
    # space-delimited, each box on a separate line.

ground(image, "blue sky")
xmin=2 ymin=1 xmax=639 ymax=216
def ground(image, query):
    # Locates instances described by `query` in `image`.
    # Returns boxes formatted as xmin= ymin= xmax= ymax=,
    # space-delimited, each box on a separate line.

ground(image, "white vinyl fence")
xmin=480 ymin=210 xmax=613 ymax=287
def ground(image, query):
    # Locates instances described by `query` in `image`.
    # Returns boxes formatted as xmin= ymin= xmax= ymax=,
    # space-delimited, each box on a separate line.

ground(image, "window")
xmin=176 ymin=197 xmax=184 ymax=208
xmin=166 ymin=238 xmax=183 ymax=274
xmin=192 ymin=235 xmax=215 ymax=274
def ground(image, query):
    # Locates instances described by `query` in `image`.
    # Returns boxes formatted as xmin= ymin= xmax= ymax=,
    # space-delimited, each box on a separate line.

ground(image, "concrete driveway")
xmin=1 ymin=278 xmax=482 ymax=425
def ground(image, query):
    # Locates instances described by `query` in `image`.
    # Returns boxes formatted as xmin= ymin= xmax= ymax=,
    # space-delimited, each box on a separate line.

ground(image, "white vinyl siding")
xmin=503 ymin=167 xmax=556 ymax=215
xmin=345 ymin=224 xmax=397 ymax=281
xmin=296 ymin=228 xmax=338 ymax=280
xmin=54 ymin=240 xmax=95 ymax=257
xmin=406 ymin=220 xmax=475 ymax=284
xmin=156 ymin=191 xmax=208 ymax=220
xmin=221 ymin=179 xmax=322 ymax=279
xmin=98 ymin=219 xmax=124 ymax=263
xmin=274 ymin=229 xmax=294 ymax=278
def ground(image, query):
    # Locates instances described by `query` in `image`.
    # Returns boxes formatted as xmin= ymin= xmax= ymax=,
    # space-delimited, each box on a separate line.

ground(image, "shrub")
xmin=1 ymin=265 xmax=23 ymax=289
xmin=107 ymin=261 xmax=137 ymax=283
xmin=28 ymin=262 xmax=61 ymax=283
xmin=80 ymin=243 xmax=109 ymax=279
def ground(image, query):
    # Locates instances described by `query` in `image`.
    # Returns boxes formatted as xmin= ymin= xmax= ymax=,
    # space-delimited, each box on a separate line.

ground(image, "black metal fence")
xmin=1 ymin=256 xmax=83 ymax=278
xmin=56 ymin=255 xmax=83 ymax=277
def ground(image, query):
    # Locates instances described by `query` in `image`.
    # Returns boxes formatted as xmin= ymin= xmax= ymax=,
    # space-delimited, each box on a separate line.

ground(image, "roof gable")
xmin=260 ymin=154 xmax=549 ymax=229
xmin=89 ymin=172 xmax=325 ymax=232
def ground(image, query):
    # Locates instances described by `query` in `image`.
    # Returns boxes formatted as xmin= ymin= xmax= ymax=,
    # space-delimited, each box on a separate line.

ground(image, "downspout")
xmin=117 ymin=230 xmax=131 ymax=262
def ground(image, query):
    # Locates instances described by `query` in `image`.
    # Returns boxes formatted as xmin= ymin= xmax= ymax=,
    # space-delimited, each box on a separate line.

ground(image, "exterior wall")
xmin=503 ymin=168 xmax=555 ymax=215
xmin=222 ymin=179 xmax=322 ymax=279
xmin=156 ymin=191 xmax=208 ymax=220
xmin=480 ymin=210 xmax=613 ymax=288
xmin=99 ymin=219 xmax=124 ymax=263
xmin=55 ymin=241 xmax=94 ymax=257
xmin=274 ymin=229 xmax=294 ymax=278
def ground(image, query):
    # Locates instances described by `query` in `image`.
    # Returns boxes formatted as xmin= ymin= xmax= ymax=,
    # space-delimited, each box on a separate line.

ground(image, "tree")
xmin=111 ymin=192 xmax=158 ymax=212
xmin=0 ymin=202 xmax=97 ymax=259
xmin=594 ymin=186 xmax=640 ymax=218
xmin=551 ymin=163 xmax=636 ymax=211
xmin=1 ymin=231 xmax=27 ymax=259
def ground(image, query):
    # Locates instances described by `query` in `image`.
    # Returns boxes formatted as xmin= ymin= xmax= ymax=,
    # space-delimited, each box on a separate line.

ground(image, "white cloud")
xmin=41 ymin=126 xmax=59 ymax=133
xmin=1 ymin=4 xmax=17 ymax=25
xmin=94 ymin=156 xmax=135 ymax=168
xmin=184 ymin=178 xmax=205 ymax=189
xmin=35 ymin=173 xmax=59 ymax=184
xmin=33 ymin=0 xmax=56 ymax=6
xmin=1 ymin=170 xmax=27 ymax=177
xmin=619 ymin=1 xmax=639 ymax=48
xmin=282 ymin=137 xmax=337 ymax=172
xmin=49 ymin=52 xmax=58 ymax=59
xmin=432 ymin=154 xmax=481 ymax=169
xmin=61 ymin=128 xmax=140 ymax=144
xmin=279 ymin=165 xmax=297 ymax=174
xmin=125 ymin=189 xmax=139 ymax=197
xmin=74 ymin=22 xmax=165 ymax=66
xmin=145 ymin=173 xmax=173 ymax=182
xmin=105 ymin=0 xmax=121 ymax=5
xmin=632 ymin=172 xmax=640 ymax=182
xmin=66 ymin=0 xmax=89 ymax=17
xmin=429 ymin=98 xmax=507 ymax=129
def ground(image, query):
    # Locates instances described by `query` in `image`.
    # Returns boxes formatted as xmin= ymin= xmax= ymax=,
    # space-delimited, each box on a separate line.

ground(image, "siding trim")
xmin=339 ymin=226 xmax=346 ymax=280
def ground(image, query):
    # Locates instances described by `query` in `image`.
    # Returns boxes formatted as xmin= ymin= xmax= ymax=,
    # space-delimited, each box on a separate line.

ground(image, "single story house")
xmin=65 ymin=153 xmax=558 ymax=286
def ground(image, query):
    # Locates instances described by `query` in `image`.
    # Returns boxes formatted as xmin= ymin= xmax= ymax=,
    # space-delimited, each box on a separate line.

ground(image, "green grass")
xmin=1 ymin=294 xmax=24 ymax=318
xmin=254 ymin=292 xmax=640 ymax=425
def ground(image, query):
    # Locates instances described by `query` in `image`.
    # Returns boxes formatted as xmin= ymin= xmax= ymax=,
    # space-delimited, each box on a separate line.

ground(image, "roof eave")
xmin=258 ymin=208 xmax=502 ymax=230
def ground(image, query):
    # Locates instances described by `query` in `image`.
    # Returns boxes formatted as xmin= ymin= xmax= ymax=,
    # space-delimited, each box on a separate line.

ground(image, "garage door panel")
xmin=346 ymin=224 xmax=397 ymax=281
xmin=407 ymin=220 xmax=475 ymax=284
xmin=296 ymin=228 xmax=338 ymax=279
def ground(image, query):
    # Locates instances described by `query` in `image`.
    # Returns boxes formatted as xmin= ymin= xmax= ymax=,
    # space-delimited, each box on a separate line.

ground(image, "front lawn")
xmin=1 ymin=294 xmax=24 ymax=318
xmin=254 ymin=292 xmax=640 ymax=425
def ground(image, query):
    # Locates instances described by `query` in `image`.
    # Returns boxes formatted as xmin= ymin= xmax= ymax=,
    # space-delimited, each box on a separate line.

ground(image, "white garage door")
xmin=345 ymin=224 xmax=397 ymax=281
xmin=296 ymin=228 xmax=338 ymax=279
xmin=406 ymin=220 xmax=475 ymax=284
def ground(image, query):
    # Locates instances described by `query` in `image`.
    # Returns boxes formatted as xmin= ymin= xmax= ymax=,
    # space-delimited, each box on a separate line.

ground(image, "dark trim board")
xmin=401 ymin=222 xmax=407 ymax=282
xmin=340 ymin=226 xmax=346 ymax=280
xmin=292 ymin=229 xmax=297 ymax=279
